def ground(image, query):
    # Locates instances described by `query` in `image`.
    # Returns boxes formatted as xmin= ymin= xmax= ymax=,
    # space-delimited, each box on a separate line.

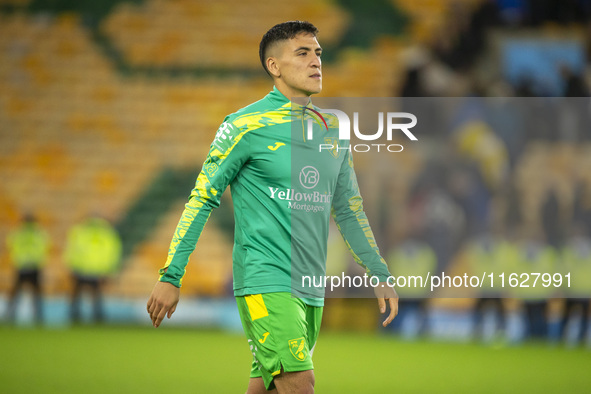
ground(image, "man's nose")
xmin=310 ymin=54 xmax=321 ymax=68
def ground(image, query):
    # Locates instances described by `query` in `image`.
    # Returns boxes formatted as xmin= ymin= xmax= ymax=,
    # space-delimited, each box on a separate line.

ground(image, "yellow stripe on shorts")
xmin=245 ymin=294 xmax=269 ymax=321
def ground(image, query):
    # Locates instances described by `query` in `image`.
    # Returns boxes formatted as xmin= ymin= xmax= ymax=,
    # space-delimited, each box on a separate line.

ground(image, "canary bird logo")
xmin=288 ymin=338 xmax=307 ymax=361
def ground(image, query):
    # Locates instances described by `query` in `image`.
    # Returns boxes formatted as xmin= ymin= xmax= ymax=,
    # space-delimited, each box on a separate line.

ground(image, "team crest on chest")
xmin=324 ymin=137 xmax=341 ymax=158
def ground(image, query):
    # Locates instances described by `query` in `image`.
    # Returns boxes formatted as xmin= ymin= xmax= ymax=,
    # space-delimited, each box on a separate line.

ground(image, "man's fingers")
xmin=146 ymin=296 xmax=154 ymax=314
xmin=149 ymin=300 xmax=174 ymax=327
xmin=167 ymin=303 xmax=177 ymax=319
xmin=154 ymin=305 xmax=168 ymax=328
xmin=150 ymin=303 xmax=162 ymax=327
xmin=147 ymin=281 xmax=180 ymax=327
xmin=390 ymin=297 xmax=399 ymax=317
xmin=382 ymin=297 xmax=399 ymax=327
xmin=377 ymin=297 xmax=386 ymax=314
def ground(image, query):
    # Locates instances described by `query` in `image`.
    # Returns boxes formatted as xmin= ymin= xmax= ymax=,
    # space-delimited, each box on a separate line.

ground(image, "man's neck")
xmin=275 ymin=83 xmax=312 ymax=105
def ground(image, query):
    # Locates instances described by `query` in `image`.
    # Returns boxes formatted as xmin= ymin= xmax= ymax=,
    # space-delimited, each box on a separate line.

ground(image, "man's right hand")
xmin=147 ymin=281 xmax=180 ymax=328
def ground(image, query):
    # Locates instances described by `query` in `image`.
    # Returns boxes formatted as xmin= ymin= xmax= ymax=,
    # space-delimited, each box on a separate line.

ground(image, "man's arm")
xmin=331 ymin=150 xmax=398 ymax=327
xmin=147 ymin=119 xmax=250 ymax=327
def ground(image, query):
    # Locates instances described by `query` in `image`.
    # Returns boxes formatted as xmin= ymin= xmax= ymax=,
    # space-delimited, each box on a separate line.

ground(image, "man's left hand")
xmin=374 ymin=284 xmax=399 ymax=327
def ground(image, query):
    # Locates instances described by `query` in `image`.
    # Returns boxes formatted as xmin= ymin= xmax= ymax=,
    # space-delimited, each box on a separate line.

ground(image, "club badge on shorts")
xmin=288 ymin=337 xmax=307 ymax=361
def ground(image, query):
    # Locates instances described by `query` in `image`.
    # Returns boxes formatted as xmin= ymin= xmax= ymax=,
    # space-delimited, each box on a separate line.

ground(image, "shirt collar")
xmin=268 ymin=86 xmax=313 ymax=108
xmin=268 ymin=86 xmax=289 ymax=107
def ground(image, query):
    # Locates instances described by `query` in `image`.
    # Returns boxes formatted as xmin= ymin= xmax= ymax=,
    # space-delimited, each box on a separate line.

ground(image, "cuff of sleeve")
xmin=375 ymin=273 xmax=390 ymax=283
xmin=158 ymin=267 xmax=181 ymax=288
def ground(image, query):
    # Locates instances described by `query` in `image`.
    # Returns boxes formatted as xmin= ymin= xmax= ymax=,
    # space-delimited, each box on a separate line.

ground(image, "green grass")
xmin=0 ymin=325 xmax=589 ymax=393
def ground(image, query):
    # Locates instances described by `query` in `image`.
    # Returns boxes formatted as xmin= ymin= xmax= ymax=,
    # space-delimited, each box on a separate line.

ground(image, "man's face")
xmin=268 ymin=32 xmax=322 ymax=98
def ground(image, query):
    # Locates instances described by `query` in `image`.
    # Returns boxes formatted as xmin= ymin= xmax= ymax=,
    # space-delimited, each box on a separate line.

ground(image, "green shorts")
xmin=236 ymin=292 xmax=323 ymax=391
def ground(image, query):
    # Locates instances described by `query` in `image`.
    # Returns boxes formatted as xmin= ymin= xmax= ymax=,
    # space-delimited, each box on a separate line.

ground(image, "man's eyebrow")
xmin=294 ymin=46 xmax=323 ymax=52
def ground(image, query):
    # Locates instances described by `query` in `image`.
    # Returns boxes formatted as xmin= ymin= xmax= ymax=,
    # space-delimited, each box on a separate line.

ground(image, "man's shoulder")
xmin=210 ymin=93 xmax=280 ymax=152
xmin=225 ymin=91 xmax=289 ymax=127
xmin=230 ymin=95 xmax=272 ymax=119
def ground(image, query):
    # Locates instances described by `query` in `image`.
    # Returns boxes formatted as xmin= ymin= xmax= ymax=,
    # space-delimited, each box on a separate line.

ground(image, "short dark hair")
xmin=259 ymin=21 xmax=319 ymax=76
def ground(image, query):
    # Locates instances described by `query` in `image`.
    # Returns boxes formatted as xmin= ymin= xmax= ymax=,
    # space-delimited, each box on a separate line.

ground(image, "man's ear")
xmin=267 ymin=57 xmax=280 ymax=78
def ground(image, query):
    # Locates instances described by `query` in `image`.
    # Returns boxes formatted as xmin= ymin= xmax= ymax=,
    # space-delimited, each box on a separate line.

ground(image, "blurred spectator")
xmin=450 ymin=97 xmax=510 ymax=193
xmin=496 ymin=0 xmax=528 ymax=26
xmin=407 ymin=163 xmax=466 ymax=272
xmin=400 ymin=66 xmax=425 ymax=98
xmin=502 ymin=180 xmax=524 ymax=231
xmin=386 ymin=237 xmax=437 ymax=339
xmin=400 ymin=47 xmax=466 ymax=99
xmin=560 ymin=226 xmax=591 ymax=346
xmin=447 ymin=163 xmax=491 ymax=237
xmin=540 ymin=186 xmax=565 ymax=249
xmin=558 ymin=66 xmax=590 ymax=143
xmin=516 ymin=236 xmax=559 ymax=340
xmin=64 ymin=216 xmax=122 ymax=323
xmin=586 ymin=19 xmax=591 ymax=71
xmin=465 ymin=232 xmax=517 ymax=342
xmin=5 ymin=214 xmax=50 ymax=324
xmin=526 ymin=0 xmax=591 ymax=26
xmin=574 ymin=178 xmax=591 ymax=236
xmin=514 ymin=75 xmax=538 ymax=97
xmin=485 ymin=93 xmax=526 ymax=166
xmin=561 ymin=65 xmax=590 ymax=97
xmin=431 ymin=0 xmax=500 ymax=72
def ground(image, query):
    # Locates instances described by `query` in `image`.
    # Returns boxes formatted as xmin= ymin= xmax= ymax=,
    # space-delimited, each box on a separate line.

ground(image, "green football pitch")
xmin=1 ymin=325 xmax=589 ymax=393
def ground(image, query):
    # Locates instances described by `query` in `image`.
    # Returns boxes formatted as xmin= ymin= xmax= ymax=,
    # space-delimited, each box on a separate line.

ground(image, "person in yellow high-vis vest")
xmin=6 ymin=214 xmax=50 ymax=324
xmin=386 ymin=238 xmax=437 ymax=339
xmin=64 ymin=216 xmax=121 ymax=323
xmin=515 ymin=238 xmax=559 ymax=340
xmin=467 ymin=232 xmax=521 ymax=341
xmin=560 ymin=233 xmax=591 ymax=346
